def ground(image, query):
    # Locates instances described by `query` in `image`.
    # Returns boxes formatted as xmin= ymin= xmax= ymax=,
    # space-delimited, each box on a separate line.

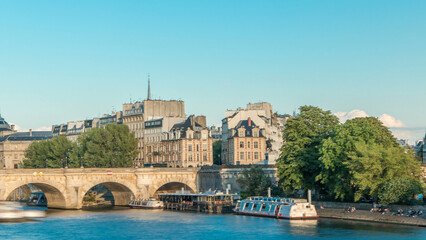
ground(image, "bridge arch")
xmin=5 ymin=182 xmax=66 ymax=209
xmin=80 ymin=181 xmax=136 ymax=207
xmin=154 ymin=182 xmax=195 ymax=195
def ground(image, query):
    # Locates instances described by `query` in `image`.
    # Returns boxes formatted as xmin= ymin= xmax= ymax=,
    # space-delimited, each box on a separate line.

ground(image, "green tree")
xmin=79 ymin=124 xmax=138 ymax=168
xmin=237 ymin=165 xmax=279 ymax=198
xmin=22 ymin=136 xmax=78 ymax=168
xmin=378 ymin=177 xmax=424 ymax=205
xmin=213 ymin=140 xmax=222 ymax=165
xmin=317 ymin=117 xmax=421 ymax=201
xmin=276 ymin=106 xmax=339 ymax=194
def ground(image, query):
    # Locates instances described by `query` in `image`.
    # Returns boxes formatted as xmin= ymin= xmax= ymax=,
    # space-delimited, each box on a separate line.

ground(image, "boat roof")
xmin=242 ymin=197 xmax=309 ymax=203
xmin=157 ymin=191 xmax=237 ymax=197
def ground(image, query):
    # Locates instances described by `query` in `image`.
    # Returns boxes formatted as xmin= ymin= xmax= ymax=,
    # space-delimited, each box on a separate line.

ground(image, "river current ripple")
xmin=0 ymin=208 xmax=425 ymax=239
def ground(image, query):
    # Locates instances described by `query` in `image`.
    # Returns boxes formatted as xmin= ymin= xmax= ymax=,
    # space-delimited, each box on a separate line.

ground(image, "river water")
xmin=0 ymin=208 xmax=425 ymax=239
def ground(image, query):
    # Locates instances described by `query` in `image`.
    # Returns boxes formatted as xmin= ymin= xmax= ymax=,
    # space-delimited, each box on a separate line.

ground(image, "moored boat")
xmin=129 ymin=198 xmax=164 ymax=209
xmin=233 ymin=197 xmax=318 ymax=219
xmin=0 ymin=201 xmax=46 ymax=222
xmin=27 ymin=192 xmax=47 ymax=207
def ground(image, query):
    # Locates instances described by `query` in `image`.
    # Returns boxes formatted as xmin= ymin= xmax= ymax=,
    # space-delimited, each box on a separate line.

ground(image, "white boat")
xmin=233 ymin=197 xmax=318 ymax=219
xmin=0 ymin=201 xmax=46 ymax=221
xmin=129 ymin=198 xmax=164 ymax=209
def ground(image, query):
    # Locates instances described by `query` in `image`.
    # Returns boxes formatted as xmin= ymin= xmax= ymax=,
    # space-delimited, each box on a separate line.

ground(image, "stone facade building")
xmin=0 ymin=114 xmax=52 ymax=169
xmin=122 ymin=99 xmax=186 ymax=166
xmin=160 ymin=115 xmax=214 ymax=167
xmin=143 ymin=116 xmax=186 ymax=166
xmin=221 ymin=102 xmax=288 ymax=165
xmin=223 ymin=118 xmax=267 ymax=165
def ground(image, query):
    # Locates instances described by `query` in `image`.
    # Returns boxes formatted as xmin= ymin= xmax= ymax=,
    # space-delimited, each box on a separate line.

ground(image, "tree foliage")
xmin=78 ymin=124 xmax=138 ymax=168
xmin=22 ymin=136 xmax=78 ymax=168
xmin=237 ymin=166 xmax=279 ymax=198
xmin=317 ymin=117 xmax=421 ymax=201
xmin=276 ymin=106 xmax=423 ymax=204
xmin=22 ymin=124 xmax=138 ymax=168
xmin=276 ymin=106 xmax=339 ymax=193
xmin=213 ymin=140 xmax=222 ymax=165
xmin=378 ymin=177 xmax=424 ymax=205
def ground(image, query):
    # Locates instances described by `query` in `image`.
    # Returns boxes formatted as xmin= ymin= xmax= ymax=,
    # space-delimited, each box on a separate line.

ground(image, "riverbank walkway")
xmin=318 ymin=208 xmax=426 ymax=227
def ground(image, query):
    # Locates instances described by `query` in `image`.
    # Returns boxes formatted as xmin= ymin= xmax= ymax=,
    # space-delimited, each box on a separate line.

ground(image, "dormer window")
xmin=253 ymin=130 xmax=259 ymax=137
xmin=238 ymin=130 xmax=245 ymax=137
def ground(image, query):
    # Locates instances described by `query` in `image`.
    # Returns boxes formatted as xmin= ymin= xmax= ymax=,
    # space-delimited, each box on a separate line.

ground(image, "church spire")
xmin=147 ymin=74 xmax=151 ymax=100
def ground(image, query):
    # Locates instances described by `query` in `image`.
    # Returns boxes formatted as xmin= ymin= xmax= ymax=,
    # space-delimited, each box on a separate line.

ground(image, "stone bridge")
xmin=0 ymin=166 xmax=278 ymax=209
xmin=0 ymin=168 xmax=199 ymax=209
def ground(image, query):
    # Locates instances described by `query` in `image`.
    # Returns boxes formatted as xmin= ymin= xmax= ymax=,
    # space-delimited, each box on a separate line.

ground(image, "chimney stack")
xmin=248 ymin=117 xmax=252 ymax=127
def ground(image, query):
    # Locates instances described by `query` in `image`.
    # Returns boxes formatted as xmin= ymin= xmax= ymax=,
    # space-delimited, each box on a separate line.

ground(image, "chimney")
xmin=195 ymin=116 xmax=206 ymax=128
xmin=248 ymin=117 xmax=252 ymax=127
xmin=29 ymin=129 xmax=32 ymax=136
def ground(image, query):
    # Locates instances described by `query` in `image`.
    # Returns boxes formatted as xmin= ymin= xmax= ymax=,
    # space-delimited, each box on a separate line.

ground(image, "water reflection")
xmin=1 ymin=208 xmax=425 ymax=240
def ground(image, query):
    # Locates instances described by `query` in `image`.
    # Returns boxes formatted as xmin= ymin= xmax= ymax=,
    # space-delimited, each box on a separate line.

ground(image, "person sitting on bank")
xmin=346 ymin=206 xmax=352 ymax=213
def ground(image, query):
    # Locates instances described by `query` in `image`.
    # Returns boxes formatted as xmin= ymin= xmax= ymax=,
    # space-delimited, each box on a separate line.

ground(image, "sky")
xmin=1 ymin=1 xmax=425 ymax=143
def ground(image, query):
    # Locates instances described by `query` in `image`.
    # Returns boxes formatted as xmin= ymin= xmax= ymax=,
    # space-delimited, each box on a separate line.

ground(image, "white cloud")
xmin=334 ymin=109 xmax=369 ymax=123
xmin=9 ymin=123 xmax=27 ymax=132
xmin=35 ymin=126 xmax=52 ymax=131
xmin=389 ymin=129 xmax=412 ymax=141
xmin=9 ymin=123 xmax=51 ymax=132
xmin=378 ymin=114 xmax=406 ymax=128
xmin=333 ymin=110 xmax=417 ymax=143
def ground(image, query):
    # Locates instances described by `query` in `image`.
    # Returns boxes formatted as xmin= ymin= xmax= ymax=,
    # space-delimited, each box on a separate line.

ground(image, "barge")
xmin=129 ymin=198 xmax=164 ymax=209
xmin=234 ymin=197 xmax=318 ymax=219
xmin=157 ymin=190 xmax=238 ymax=213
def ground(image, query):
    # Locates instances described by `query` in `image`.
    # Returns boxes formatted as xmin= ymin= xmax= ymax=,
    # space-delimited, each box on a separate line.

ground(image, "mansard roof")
xmin=0 ymin=114 xmax=13 ymax=132
xmin=231 ymin=120 xmax=265 ymax=138
xmin=0 ymin=131 xmax=52 ymax=142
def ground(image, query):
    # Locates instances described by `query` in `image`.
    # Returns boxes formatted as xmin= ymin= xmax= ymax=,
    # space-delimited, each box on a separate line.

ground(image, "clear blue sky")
xmin=1 ymin=1 xmax=425 ymax=142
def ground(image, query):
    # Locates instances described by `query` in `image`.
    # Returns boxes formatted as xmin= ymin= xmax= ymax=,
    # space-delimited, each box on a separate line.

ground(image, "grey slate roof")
xmin=0 ymin=131 xmax=52 ymax=142
xmin=231 ymin=120 xmax=265 ymax=138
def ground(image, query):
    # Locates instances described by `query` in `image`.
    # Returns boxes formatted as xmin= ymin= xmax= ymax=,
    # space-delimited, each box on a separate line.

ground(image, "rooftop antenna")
xmin=147 ymin=73 xmax=151 ymax=100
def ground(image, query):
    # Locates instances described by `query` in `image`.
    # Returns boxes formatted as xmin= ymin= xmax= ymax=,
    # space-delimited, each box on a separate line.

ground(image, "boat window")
xmin=261 ymin=205 xmax=267 ymax=211
xmin=244 ymin=203 xmax=250 ymax=209
xmin=253 ymin=204 xmax=258 ymax=210
xmin=306 ymin=205 xmax=310 ymax=208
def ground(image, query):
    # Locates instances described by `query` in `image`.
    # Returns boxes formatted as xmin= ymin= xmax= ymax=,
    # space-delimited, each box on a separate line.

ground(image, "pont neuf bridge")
xmin=0 ymin=166 xmax=277 ymax=209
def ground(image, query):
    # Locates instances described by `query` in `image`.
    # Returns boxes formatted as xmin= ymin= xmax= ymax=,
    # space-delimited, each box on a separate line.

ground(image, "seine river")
xmin=0 ymin=208 xmax=425 ymax=239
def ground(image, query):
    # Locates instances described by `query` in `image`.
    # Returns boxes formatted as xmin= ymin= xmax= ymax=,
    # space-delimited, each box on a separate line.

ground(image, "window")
xmin=239 ymin=130 xmax=245 ymax=137
xmin=240 ymin=152 xmax=244 ymax=160
xmin=254 ymin=142 xmax=258 ymax=148
xmin=189 ymin=155 xmax=193 ymax=161
xmin=202 ymin=143 xmax=207 ymax=151
xmin=248 ymin=152 xmax=251 ymax=160
xmin=253 ymin=131 xmax=259 ymax=137
xmin=240 ymin=141 xmax=244 ymax=148
xmin=188 ymin=144 xmax=193 ymax=152
xmin=254 ymin=152 xmax=259 ymax=160
xmin=203 ymin=154 xmax=207 ymax=161
xmin=197 ymin=154 xmax=200 ymax=161
xmin=196 ymin=145 xmax=199 ymax=151
xmin=247 ymin=141 xmax=250 ymax=148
